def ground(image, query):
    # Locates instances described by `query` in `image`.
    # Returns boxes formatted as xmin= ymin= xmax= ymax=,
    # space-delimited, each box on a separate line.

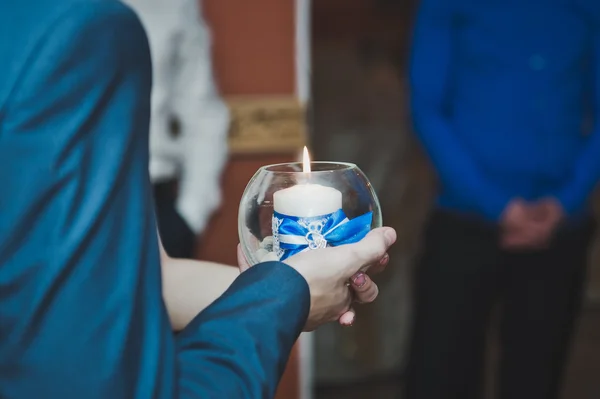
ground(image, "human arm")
xmin=176 ymin=227 xmax=395 ymax=397
xmin=171 ymin=0 xmax=230 ymax=234
xmin=0 ymin=2 xmax=311 ymax=397
xmin=3 ymin=5 xmax=391 ymax=397
xmin=409 ymin=0 xmax=510 ymax=220
xmin=160 ymin=237 xmax=386 ymax=332
xmin=159 ymin=239 xmax=239 ymax=331
xmin=557 ymin=19 xmax=600 ymax=215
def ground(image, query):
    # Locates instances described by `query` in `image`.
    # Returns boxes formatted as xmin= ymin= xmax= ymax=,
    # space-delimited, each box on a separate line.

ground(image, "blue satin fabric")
xmin=274 ymin=209 xmax=373 ymax=260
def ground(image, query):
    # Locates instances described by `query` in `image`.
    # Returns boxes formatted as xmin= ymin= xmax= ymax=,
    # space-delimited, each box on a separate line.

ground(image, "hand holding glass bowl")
xmin=237 ymin=147 xmax=387 ymax=328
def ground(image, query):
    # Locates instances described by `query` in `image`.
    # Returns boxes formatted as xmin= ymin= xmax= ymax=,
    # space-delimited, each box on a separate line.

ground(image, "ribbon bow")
xmin=273 ymin=209 xmax=373 ymax=260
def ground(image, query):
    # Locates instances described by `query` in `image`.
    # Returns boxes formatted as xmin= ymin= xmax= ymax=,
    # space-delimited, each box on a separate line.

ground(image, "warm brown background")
xmin=197 ymin=1 xmax=301 ymax=398
xmin=204 ymin=0 xmax=295 ymax=96
xmin=310 ymin=1 xmax=600 ymax=398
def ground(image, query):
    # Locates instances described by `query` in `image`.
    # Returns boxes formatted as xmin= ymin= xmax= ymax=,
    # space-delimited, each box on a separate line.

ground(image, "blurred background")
xmin=147 ymin=0 xmax=600 ymax=398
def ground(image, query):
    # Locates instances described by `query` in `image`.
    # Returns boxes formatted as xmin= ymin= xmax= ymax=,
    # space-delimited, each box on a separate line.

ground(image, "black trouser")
xmin=153 ymin=181 xmax=196 ymax=259
xmin=404 ymin=210 xmax=595 ymax=399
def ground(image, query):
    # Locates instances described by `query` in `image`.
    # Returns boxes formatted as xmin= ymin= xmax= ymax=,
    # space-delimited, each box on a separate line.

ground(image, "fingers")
xmin=349 ymin=272 xmax=379 ymax=304
xmin=501 ymin=223 xmax=550 ymax=250
xmin=364 ymin=252 xmax=390 ymax=275
xmin=501 ymin=228 xmax=541 ymax=248
xmin=337 ymin=272 xmax=380 ymax=327
xmin=338 ymin=309 xmax=355 ymax=326
xmin=237 ymin=244 xmax=251 ymax=272
xmin=526 ymin=203 xmax=548 ymax=222
xmin=349 ymin=227 xmax=396 ymax=273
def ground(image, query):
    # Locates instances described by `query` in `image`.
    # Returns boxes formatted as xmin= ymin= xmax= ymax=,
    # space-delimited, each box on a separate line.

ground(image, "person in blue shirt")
xmin=0 ymin=0 xmax=397 ymax=398
xmin=405 ymin=1 xmax=600 ymax=398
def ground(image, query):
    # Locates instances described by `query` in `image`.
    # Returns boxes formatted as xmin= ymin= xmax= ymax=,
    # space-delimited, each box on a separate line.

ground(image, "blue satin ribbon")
xmin=272 ymin=209 xmax=373 ymax=260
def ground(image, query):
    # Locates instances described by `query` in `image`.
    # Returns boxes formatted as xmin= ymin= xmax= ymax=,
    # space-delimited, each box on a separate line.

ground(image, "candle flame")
xmin=302 ymin=146 xmax=311 ymax=173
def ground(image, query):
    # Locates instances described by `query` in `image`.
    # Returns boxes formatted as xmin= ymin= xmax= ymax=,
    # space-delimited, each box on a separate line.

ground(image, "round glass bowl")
xmin=238 ymin=162 xmax=382 ymax=266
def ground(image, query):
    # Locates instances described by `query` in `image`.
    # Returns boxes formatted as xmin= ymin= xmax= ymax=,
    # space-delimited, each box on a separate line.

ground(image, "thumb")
xmin=347 ymin=227 xmax=396 ymax=274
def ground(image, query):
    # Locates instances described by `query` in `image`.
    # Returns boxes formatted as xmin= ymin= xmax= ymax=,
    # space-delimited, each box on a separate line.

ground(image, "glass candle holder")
xmin=238 ymin=161 xmax=382 ymax=266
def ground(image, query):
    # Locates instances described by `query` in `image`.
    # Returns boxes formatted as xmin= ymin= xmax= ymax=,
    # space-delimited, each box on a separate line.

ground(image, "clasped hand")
xmin=501 ymin=197 xmax=564 ymax=250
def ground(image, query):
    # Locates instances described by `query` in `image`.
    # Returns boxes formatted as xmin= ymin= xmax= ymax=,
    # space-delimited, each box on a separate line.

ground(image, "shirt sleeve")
xmin=409 ymin=0 xmax=511 ymax=220
xmin=171 ymin=0 xmax=230 ymax=234
xmin=176 ymin=262 xmax=309 ymax=399
xmin=557 ymin=14 xmax=600 ymax=215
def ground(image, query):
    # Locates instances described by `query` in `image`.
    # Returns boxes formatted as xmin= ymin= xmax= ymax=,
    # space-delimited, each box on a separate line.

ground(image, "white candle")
xmin=264 ymin=147 xmax=344 ymax=260
xmin=273 ymin=183 xmax=341 ymax=217
xmin=272 ymin=146 xmax=342 ymax=217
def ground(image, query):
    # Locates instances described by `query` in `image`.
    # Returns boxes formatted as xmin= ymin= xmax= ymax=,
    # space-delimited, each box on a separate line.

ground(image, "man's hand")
xmin=501 ymin=198 xmax=543 ymax=249
xmin=237 ymin=227 xmax=396 ymax=330
xmin=530 ymin=197 xmax=564 ymax=242
xmin=500 ymin=198 xmax=564 ymax=250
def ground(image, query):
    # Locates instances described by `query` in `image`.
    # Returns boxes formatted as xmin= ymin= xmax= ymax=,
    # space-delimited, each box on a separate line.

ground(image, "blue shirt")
xmin=0 ymin=0 xmax=309 ymax=397
xmin=410 ymin=0 xmax=600 ymax=222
